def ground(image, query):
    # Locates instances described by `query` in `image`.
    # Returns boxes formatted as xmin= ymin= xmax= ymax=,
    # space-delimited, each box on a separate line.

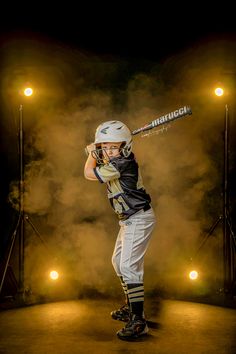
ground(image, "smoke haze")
xmin=2 ymin=34 xmax=236 ymax=301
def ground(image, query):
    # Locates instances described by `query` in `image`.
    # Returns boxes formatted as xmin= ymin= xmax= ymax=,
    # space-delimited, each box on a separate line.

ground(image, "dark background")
xmin=1 ymin=4 xmax=236 ymax=61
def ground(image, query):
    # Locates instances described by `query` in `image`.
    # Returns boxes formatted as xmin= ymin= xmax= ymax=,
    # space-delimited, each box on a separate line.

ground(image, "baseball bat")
xmin=131 ymin=105 xmax=192 ymax=135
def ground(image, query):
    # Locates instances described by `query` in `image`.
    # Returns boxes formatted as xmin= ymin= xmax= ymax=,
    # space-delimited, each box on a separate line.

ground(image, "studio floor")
xmin=0 ymin=298 xmax=236 ymax=354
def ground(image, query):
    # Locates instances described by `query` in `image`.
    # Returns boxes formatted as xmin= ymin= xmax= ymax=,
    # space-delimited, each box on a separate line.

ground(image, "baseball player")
xmin=84 ymin=120 xmax=156 ymax=340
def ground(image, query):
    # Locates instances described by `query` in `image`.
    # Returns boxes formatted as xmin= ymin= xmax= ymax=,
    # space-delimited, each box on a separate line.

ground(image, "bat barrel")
xmin=131 ymin=105 xmax=192 ymax=135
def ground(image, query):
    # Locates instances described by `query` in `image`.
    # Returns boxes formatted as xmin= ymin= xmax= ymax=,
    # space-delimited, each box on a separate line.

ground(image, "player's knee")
xmin=120 ymin=263 xmax=131 ymax=279
xmin=111 ymin=254 xmax=119 ymax=272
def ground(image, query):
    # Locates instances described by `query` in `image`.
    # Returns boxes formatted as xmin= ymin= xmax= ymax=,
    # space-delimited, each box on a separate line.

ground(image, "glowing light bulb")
xmin=189 ymin=270 xmax=198 ymax=280
xmin=24 ymin=87 xmax=33 ymax=96
xmin=214 ymin=87 xmax=224 ymax=97
xmin=49 ymin=270 xmax=59 ymax=280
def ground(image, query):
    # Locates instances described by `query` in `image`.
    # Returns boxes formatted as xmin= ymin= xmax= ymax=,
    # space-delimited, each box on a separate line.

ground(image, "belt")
xmin=143 ymin=204 xmax=151 ymax=212
xmin=120 ymin=204 xmax=151 ymax=220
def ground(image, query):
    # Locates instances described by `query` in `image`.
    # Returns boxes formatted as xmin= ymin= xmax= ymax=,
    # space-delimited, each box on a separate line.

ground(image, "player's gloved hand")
xmin=85 ymin=143 xmax=96 ymax=156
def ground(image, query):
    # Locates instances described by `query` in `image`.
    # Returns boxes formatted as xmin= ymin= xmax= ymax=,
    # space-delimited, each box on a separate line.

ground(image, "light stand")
xmin=0 ymin=88 xmax=61 ymax=305
xmin=0 ymin=105 xmax=26 ymax=304
xmin=0 ymin=103 xmax=45 ymax=304
xmin=0 ymin=104 xmax=24 ymax=303
xmin=189 ymin=103 xmax=235 ymax=300
xmin=222 ymin=104 xmax=235 ymax=295
xmin=18 ymin=104 xmax=25 ymax=300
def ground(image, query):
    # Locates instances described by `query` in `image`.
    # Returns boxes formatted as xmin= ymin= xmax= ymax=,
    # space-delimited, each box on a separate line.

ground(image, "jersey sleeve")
xmin=94 ymin=162 xmax=121 ymax=183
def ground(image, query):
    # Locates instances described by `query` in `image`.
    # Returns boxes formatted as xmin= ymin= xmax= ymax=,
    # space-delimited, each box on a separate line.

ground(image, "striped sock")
xmin=119 ymin=276 xmax=129 ymax=306
xmin=127 ymin=283 xmax=144 ymax=318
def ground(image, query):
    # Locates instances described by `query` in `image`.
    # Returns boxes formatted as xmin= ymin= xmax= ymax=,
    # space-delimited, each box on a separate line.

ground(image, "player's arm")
xmin=84 ymin=143 xmax=99 ymax=181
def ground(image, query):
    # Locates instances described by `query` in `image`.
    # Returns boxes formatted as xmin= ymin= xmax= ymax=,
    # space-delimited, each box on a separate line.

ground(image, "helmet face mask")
xmin=91 ymin=148 xmax=105 ymax=165
xmin=93 ymin=121 xmax=132 ymax=164
xmin=91 ymin=142 xmax=125 ymax=165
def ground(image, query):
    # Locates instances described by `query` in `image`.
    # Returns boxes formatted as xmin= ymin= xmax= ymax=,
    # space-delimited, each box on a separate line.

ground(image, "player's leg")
xmin=111 ymin=224 xmax=130 ymax=321
xmin=117 ymin=208 xmax=156 ymax=339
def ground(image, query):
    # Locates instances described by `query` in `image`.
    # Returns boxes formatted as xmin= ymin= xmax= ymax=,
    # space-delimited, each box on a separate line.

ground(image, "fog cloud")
xmin=3 ymin=35 xmax=236 ymax=300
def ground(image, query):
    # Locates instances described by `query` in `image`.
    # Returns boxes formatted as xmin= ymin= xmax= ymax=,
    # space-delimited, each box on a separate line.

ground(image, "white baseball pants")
xmin=111 ymin=207 xmax=156 ymax=284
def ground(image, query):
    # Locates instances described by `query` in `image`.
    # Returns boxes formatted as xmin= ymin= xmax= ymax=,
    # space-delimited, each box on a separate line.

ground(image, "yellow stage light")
xmin=49 ymin=270 xmax=59 ymax=280
xmin=24 ymin=87 xmax=33 ymax=97
xmin=214 ymin=87 xmax=224 ymax=97
xmin=189 ymin=270 xmax=198 ymax=280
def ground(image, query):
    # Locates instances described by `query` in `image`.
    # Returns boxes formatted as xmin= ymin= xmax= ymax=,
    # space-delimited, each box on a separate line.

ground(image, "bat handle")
xmin=132 ymin=128 xmax=142 ymax=135
xmin=132 ymin=124 xmax=152 ymax=135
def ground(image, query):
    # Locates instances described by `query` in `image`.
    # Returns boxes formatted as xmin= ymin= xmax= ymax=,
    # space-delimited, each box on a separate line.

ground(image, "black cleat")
xmin=111 ymin=304 xmax=130 ymax=322
xmin=116 ymin=314 xmax=148 ymax=341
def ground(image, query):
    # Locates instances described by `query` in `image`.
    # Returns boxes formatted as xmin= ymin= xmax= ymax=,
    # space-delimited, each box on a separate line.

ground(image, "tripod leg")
xmin=25 ymin=215 xmax=55 ymax=256
xmin=0 ymin=214 xmax=21 ymax=296
xmin=191 ymin=215 xmax=222 ymax=260
xmin=225 ymin=213 xmax=236 ymax=249
xmin=225 ymin=213 xmax=236 ymax=295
